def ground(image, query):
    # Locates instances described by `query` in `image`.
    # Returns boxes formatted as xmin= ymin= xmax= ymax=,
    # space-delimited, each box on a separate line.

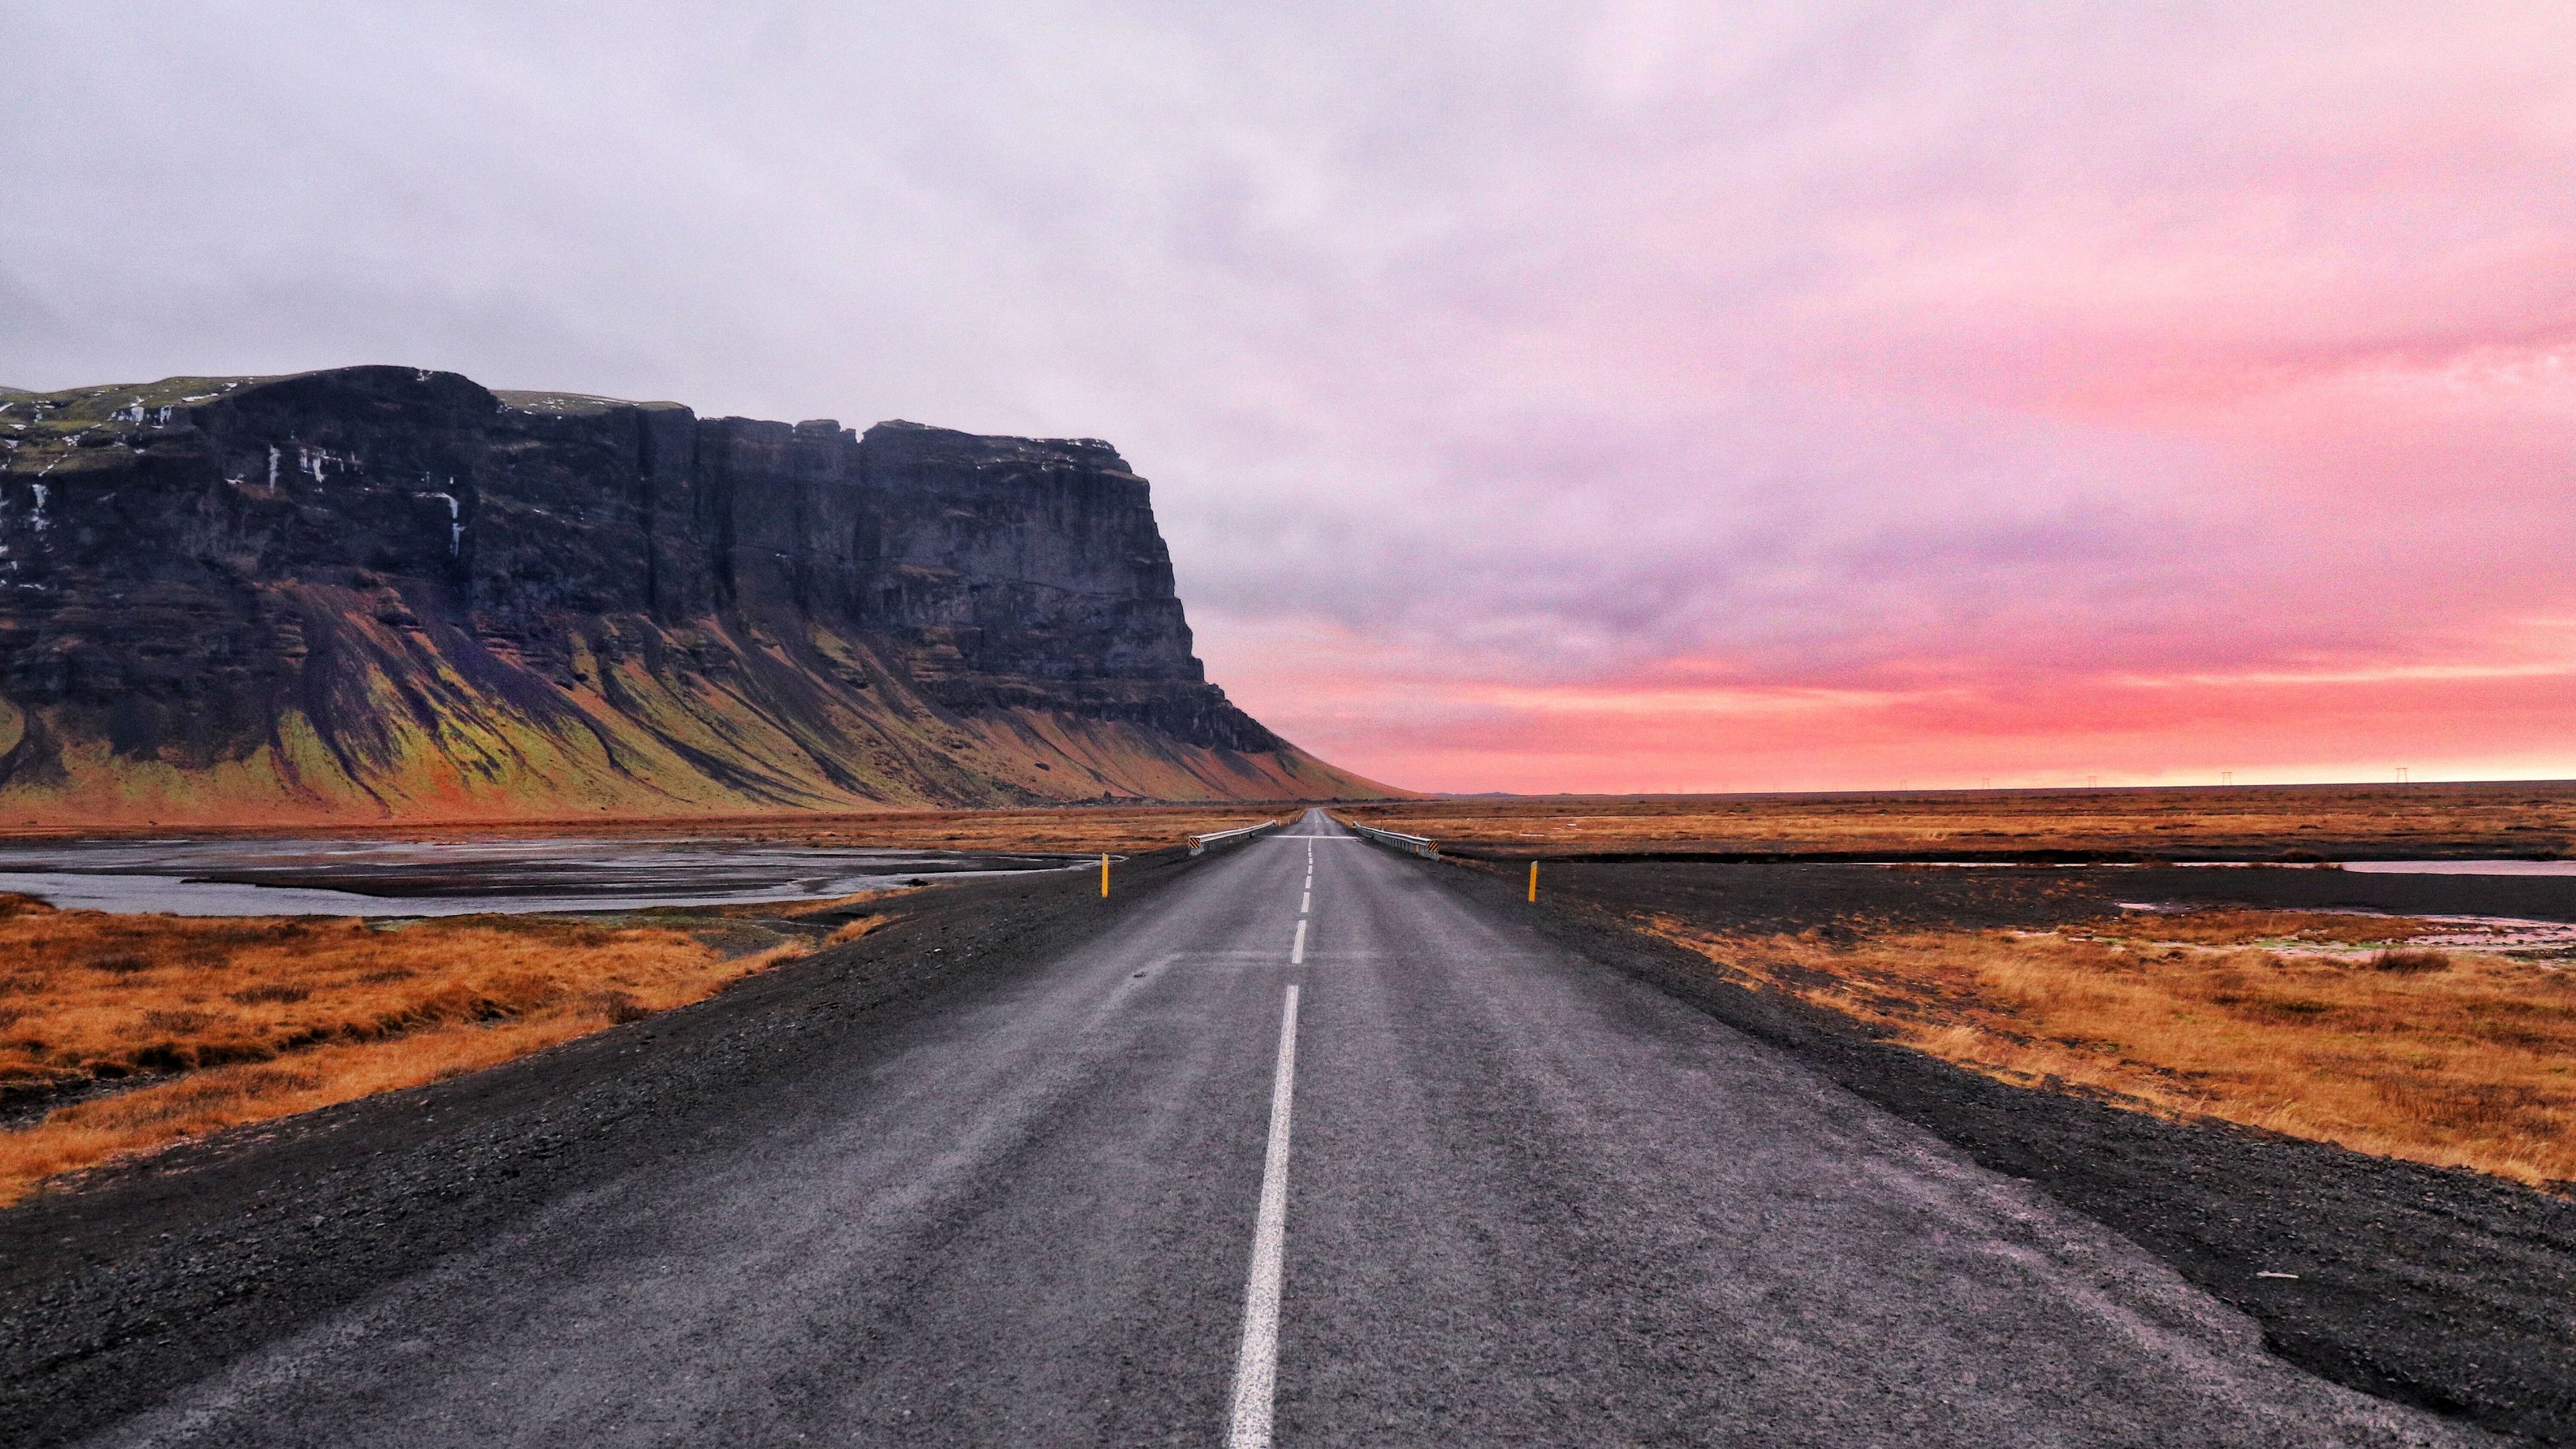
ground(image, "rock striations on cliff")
xmin=0 ymin=366 xmax=1391 ymax=824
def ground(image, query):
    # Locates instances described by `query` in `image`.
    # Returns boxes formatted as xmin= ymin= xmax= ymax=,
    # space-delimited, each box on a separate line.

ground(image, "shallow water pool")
xmin=0 ymin=837 xmax=1079 ymax=916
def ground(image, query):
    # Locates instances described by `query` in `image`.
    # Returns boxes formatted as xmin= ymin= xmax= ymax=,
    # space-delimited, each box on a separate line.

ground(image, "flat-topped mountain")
xmin=0 ymin=366 xmax=1389 ymax=823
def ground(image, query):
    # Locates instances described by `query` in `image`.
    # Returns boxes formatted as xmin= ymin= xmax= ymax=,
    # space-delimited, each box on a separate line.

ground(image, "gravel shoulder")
xmin=1453 ymin=858 xmax=2576 ymax=1445
xmin=0 ymin=847 xmax=1209 ymax=1447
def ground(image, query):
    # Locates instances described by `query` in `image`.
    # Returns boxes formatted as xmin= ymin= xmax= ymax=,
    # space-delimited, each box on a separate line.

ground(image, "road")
xmin=80 ymin=809 xmax=2487 ymax=1447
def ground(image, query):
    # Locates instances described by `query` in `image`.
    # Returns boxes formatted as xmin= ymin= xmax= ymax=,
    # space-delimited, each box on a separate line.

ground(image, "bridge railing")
xmin=1189 ymin=820 xmax=1280 ymax=857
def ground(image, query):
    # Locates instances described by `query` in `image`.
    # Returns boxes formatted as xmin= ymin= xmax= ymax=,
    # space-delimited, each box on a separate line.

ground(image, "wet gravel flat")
xmin=0 ymin=837 xmax=1069 ymax=917
xmin=2123 ymin=864 xmax=2576 ymax=924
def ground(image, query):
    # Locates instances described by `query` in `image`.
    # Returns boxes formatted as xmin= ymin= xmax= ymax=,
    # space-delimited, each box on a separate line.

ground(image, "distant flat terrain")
xmin=1338 ymin=780 xmax=2576 ymax=859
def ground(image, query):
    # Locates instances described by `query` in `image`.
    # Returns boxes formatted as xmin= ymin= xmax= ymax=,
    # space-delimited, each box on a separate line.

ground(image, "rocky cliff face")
xmin=0 ymin=366 xmax=1386 ymax=822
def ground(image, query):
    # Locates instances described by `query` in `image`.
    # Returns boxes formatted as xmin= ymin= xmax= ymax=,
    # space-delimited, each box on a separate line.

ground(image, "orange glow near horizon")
xmin=1207 ymin=621 xmax=2576 ymax=796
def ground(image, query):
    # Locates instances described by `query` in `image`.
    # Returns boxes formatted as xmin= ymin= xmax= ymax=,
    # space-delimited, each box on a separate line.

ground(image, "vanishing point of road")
xmin=78 ymin=810 xmax=2485 ymax=1447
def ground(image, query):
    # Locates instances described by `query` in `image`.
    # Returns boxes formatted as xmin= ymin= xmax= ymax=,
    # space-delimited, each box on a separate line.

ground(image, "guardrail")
xmin=1335 ymin=818 xmax=1440 ymax=859
xmin=1189 ymin=819 xmax=1281 ymax=856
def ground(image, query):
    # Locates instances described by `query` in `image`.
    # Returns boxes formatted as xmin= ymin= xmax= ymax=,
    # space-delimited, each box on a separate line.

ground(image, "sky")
xmin=6 ymin=2 xmax=2574 ymax=794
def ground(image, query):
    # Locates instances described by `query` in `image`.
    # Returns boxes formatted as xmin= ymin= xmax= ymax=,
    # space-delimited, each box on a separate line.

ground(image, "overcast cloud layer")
xmin=9 ymin=3 xmax=2574 ymax=791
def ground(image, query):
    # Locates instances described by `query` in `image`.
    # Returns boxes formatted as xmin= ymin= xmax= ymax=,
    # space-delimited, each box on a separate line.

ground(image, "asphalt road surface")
xmin=76 ymin=810 xmax=2491 ymax=1447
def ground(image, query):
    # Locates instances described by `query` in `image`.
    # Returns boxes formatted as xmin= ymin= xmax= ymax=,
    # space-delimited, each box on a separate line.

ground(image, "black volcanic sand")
xmin=1544 ymin=857 xmax=2576 ymax=930
xmin=2125 ymin=864 xmax=2576 ymax=924
xmin=1503 ymin=859 xmax=2576 ymax=1444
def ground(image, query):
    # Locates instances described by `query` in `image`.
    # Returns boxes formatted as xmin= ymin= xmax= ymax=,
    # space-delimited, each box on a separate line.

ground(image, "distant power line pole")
xmin=2396 ymin=766 xmax=2410 ymax=784
xmin=2221 ymin=771 xmax=2233 ymax=786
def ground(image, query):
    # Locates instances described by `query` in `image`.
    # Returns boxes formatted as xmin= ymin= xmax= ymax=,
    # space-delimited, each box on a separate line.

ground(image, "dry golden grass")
xmin=2102 ymin=908 xmax=2457 ymax=947
xmin=1649 ymin=909 xmax=2576 ymax=1185
xmin=709 ymin=805 xmax=1293 ymax=853
xmin=0 ymin=894 xmax=832 ymax=1204
xmin=693 ymin=888 xmax=902 ymax=922
xmin=824 ymin=914 xmax=893 ymax=945
xmin=1338 ymin=782 xmax=2576 ymax=858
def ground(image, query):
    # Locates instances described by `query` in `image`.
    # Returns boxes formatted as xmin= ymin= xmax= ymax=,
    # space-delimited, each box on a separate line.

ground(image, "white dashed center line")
xmin=1226 ymin=983 xmax=1301 ymax=1449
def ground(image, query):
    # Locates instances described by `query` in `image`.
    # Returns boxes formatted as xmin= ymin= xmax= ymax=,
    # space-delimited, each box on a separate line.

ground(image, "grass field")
xmin=0 ymin=893 xmax=888 ymax=1205
xmin=1648 ymin=905 xmax=2576 ymax=1186
xmin=1336 ymin=781 xmax=2576 ymax=859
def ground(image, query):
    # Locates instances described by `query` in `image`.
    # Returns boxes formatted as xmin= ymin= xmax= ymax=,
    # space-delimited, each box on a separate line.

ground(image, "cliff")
xmin=0 ymin=366 xmax=1392 ymax=824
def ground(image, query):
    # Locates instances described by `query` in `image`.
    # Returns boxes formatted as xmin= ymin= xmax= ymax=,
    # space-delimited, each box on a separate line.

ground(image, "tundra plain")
xmin=1336 ymin=780 xmax=2576 ymax=859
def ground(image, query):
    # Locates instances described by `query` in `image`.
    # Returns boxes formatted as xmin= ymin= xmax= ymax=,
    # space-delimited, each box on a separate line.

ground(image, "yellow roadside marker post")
xmin=1528 ymin=860 xmax=1538 ymax=903
xmin=1102 ymin=853 xmax=1111 ymax=898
